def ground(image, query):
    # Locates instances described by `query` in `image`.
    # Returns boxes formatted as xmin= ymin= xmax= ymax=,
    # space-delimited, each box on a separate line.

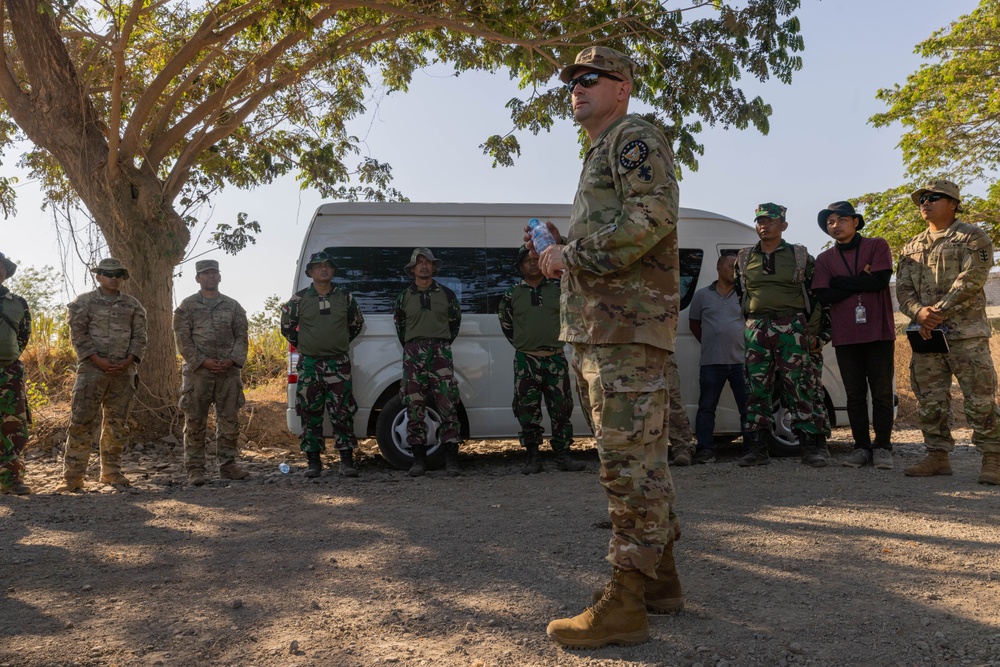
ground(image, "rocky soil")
xmin=1 ymin=428 xmax=999 ymax=667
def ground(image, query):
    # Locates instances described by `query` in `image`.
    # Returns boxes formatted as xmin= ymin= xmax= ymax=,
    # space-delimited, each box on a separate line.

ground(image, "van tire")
xmin=766 ymin=390 xmax=835 ymax=457
xmin=374 ymin=396 xmax=447 ymax=471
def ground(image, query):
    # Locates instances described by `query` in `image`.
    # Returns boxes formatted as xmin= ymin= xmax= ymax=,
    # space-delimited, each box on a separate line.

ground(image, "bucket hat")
xmin=816 ymin=201 xmax=865 ymax=233
xmin=910 ymin=179 xmax=964 ymax=213
xmin=90 ymin=258 xmax=130 ymax=279
xmin=404 ymin=248 xmax=442 ymax=276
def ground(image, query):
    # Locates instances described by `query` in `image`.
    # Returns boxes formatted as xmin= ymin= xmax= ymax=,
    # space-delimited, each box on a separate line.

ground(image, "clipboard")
xmin=906 ymin=325 xmax=949 ymax=354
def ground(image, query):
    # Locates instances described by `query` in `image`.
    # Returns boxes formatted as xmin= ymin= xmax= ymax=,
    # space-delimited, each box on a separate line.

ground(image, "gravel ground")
xmin=1 ymin=427 xmax=998 ymax=667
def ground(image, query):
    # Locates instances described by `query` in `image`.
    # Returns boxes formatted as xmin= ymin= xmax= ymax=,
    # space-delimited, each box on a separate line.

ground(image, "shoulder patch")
xmin=619 ymin=140 xmax=648 ymax=170
xmin=979 ymin=248 xmax=991 ymax=264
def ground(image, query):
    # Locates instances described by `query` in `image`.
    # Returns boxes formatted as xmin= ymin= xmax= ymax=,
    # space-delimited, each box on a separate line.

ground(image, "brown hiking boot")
xmin=547 ymin=568 xmax=649 ymax=649
xmin=1 ymin=481 xmax=31 ymax=495
xmin=904 ymin=450 xmax=952 ymax=477
xmin=99 ymin=472 xmax=132 ymax=487
xmin=671 ymin=448 xmax=693 ymax=467
xmin=979 ymin=452 xmax=1000 ymax=485
xmin=55 ymin=477 xmax=86 ymax=493
xmin=219 ymin=463 xmax=250 ymax=480
xmin=187 ymin=469 xmax=207 ymax=486
xmin=591 ymin=541 xmax=684 ymax=614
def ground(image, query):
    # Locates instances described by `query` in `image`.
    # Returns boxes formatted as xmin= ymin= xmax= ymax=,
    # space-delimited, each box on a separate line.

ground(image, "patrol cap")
xmin=305 ymin=251 xmax=338 ymax=276
xmin=910 ymin=179 xmax=964 ymax=213
xmin=404 ymin=247 xmax=442 ymax=276
xmin=817 ymin=201 xmax=864 ymax=234
xmin=559 ymin=46 xmax=635 ymax=84
xmin=90 ymin=257 xmax=130 ymax=279
xmin=195 ymin=259 xmax=220 ymax=274
xmin=0 ymin=252 xmax=16 ymax=279
xmin=754 ymin=203 xmax=787 ymax=221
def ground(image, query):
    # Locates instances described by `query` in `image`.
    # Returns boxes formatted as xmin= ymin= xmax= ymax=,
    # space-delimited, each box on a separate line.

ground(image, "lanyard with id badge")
xmin=839 ymin=248 xmax=868 ymax=324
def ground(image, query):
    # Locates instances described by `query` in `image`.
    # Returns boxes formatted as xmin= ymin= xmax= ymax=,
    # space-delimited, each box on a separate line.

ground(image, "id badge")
xmin=855 ymin=299 xmax=867 ymax=324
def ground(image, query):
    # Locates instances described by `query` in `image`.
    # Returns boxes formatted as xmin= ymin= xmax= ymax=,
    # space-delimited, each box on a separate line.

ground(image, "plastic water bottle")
xmin=529 ymin=218 xmax=556 ymax=253
xmin=278 ymin=462 xmax=290 ymax=474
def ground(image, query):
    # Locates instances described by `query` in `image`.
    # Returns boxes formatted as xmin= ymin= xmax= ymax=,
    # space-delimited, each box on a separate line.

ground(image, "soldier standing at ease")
xmin=173 ymin=259 xmax=250 ymax=486
xmin=59 ymin=258 xmax=147 ymax=491
xmin=896 ymin=179 xmax=1000 ymax=485
xmin=281 ymin=251 xmax=365 ymax=479
xmin=0 ymin=253 xmax=32 ymax=495
xmin=498 ymin=245 xmax=586 ymax=475
xmin=393 ymin=248 xmax=462 ymax=477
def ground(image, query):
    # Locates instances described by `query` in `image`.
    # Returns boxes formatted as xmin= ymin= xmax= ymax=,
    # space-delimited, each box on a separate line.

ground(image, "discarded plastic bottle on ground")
xmin=529 ymin=218 xmax=556 ymax=253
xmin=278 ymin=462 xmax=290 ymax=474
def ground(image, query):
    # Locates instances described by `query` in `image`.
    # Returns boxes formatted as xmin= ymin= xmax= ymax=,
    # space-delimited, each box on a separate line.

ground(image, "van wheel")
xmin=374 ymin=396 xmax=447 ymax=471
xmin=766 ymin=391 xmax=834 ymax=457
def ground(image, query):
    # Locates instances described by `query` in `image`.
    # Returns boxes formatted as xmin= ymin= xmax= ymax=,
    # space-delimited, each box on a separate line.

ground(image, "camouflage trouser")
xmin=665 ymin=352 xmax=695 ymax=456
xmin=0 ymin=361 xmax=30 ymax=489
xmin=295 ymin=354 xmax=358 ymax=454
xmin=64 ymin=364 xmax=137 ymax=478
xmin=180 ymin=366 xmax=245 ymax=471
xmin=401 ymin=339 xmax=460 ymax=448
xmin=512 ymin=350 xmax=573 ymax=451
xmin=910 ymin=336 xmax=1000 ymax=454
xmin=572 ymin=343 xmax=679 ymax=579
xmin=805 ymin=351 xmax=831 ymax=437
xmin=743 ymin=313 xmax=818 ymax=435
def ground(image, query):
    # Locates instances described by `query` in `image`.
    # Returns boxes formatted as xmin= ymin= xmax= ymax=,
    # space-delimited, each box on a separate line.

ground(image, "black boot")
xmin=736 ymin=431 xmax=770 ymax=467
xmin=522 ymin=443 xmax=543 ymax=475
xmin=799 ymin=432 xmax=829 ymax=468
xmin=339 ymin=449 xmax=359 ymax=478
xmin=444 ymin=443 xmax=461 ymax=477
xmin=555 ymin=449 xmax=586 ymax=472
xmin=305 ymin=451 xmax=323 ymax=478
xmin=408 ymin=446 xmax=427 ymax=477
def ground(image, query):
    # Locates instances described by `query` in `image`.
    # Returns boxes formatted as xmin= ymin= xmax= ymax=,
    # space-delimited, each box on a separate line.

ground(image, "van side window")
xmin=322 ymin=246 xmax=521 ymax=315
xmin=680 ymin=248 xmax=704 ymax=311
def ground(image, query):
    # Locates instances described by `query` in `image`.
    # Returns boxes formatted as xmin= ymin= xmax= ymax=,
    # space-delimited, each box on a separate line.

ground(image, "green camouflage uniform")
xmin=805 ymin=304 xmax=833 ymax=437
xmin=0 ymin=286 xmax=31 ymax=490
xmin=64 ymin=289 xmax=148 ymax=478
xmin=173 ymin=291 xmax=249 ymax=472
xmin=897 ymin=220 xmax=1000 ymax=453
xmin=498 ymin=277 xmax=573 ymax=451
xmin=561 ymin=113 xmax=680 ymax=578
xmin=393 ymin=281 xmax=462 ymax=449
xmin=665 ymin=352 xmax=695 ymax=457
xmin=281 ymin=284 xmax=365 ymax=453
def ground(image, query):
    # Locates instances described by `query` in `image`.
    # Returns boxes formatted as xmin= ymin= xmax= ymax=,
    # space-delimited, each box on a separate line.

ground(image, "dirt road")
xmin=2 ymin=429 xmax=998 ymax=667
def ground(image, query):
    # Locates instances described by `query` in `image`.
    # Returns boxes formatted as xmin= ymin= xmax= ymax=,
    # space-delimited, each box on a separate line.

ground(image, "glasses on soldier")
xmin=565 ymin=71 xmax=622 ymax=93
xmin=99 ymin=270 xmax=127 ymax=279
xmin=918 ymin=193 xmax=947 ymax=205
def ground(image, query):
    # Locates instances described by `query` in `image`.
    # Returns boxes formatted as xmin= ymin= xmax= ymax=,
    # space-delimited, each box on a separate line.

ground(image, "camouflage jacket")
xmin=0 ymin=286 xmax=30 ymax=361
xmin=896 ymin=220 xmax=993 ymax=340
xmin=67 ymin=289 xmax=148 ymax=363
xmin=560 ymin=114 xmax=680 ymax=351
xmin=173 ymin=292 xmax=249 ymax=371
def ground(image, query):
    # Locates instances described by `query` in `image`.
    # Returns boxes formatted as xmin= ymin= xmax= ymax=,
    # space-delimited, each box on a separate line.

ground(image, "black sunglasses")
xmin=918 ymin=193 xmax=948 ymax=205
xmin=99 ymin=270 xmax=127 ymax=279
xmin=565 ymin=71 xmax=622 ymax=93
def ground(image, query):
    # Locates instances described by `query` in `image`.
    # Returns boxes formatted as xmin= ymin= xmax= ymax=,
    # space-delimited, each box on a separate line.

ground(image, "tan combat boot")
xmin=55 ymin=477 xmax=86 ymax=493
xmin=187 ymin=469 xmax=207 ymax=486
xmin=904 ymin=450 xmax=952 ymax=477
xmin=547 ymin=568 xmax=649 ymax=648
xmin=99 ymin=472 xmax=132 ymax=486
xmin=219 ymin=463 xmax=250 ymax=480
xmin=979 ymin=452 xmax=1000 ymax=485
xmin=591 ymin=541 xmax=684 ymax=613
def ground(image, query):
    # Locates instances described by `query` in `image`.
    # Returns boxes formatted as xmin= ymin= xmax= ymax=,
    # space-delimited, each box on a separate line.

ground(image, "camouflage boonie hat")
xmin=404 ymin=247 xmax=442 ymax=276
xmin=195 ymin=259 xmax=220 ymax=274
xmin=515 ymin=244 xmax=531 ymax=269
xmin=90 ymin=257 xmax=130 ymax=279
xmin=304 ymin=251 xmax=338 ymax=276
xmin=559 ymin=46 xmax=635 ymax=84
xmin=0 ymin=252 xmax=16 ymax=279
xmin=910 ymin=179 xmax=964 ymax=213
xmin=817 ymin=201 xmax=864 ymax=234
xmin=754 ymin=202 xmax=787 ymax=221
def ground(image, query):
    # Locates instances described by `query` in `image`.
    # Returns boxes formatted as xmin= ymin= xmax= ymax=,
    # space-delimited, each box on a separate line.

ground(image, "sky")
xmin=0 ymin=0 xmax=984 ymax=314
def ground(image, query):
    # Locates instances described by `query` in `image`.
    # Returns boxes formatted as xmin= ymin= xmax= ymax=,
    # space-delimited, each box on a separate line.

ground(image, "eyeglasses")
xmin=565 ymin=71 xmax=622 ymax=93
xmin=918 ymin=193 xmax=948 ymax=205
xmin=99 ymin=270 xmax=127 ymax=279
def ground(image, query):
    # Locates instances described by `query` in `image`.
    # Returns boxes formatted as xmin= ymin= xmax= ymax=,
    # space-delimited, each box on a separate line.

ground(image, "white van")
xmin=286 ymin=202 xmax=850 ymax=469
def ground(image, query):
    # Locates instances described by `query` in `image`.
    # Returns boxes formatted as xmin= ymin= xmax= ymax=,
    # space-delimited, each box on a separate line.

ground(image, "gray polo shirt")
xmin=688 ymin=281 xmax=745 ymax=366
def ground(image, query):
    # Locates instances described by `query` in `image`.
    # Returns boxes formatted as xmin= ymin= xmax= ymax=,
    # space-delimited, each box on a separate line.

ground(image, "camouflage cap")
xmin=404 ymin=247 xmax=442 ymax=276
xmin=559 ymin=46 xmax=635 ymax=84
xmin=195 ymin=259 xmax=220 ymax=274
xmin=515 ymin=244 xmax=531 ymax=269
xmin=90 ymin=257 xmax=130 ymax=279
xmin=910 ymin=179 xmax=964 ymax=213
xmin=0 ymin=252 xmax=16 ymax=279
xmin=816 ymin=201 xmax=864 ymax=234
xmin=754 ymin=202 xmax=787 ymax=221
xmin=304 ymin=251 xmax=338 ymax=276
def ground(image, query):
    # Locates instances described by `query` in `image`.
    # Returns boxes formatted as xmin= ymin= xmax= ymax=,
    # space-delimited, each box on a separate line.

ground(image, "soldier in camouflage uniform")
xmin=665 ymin=354 xmax=696 ymax=466
xmin=538 ymin=47 xmax=683 ymax=649
xmin=0 ymin=253 xmax=32 ymax=495
xmin=498 ymin=245 xmax=585 ymax=475
xmin=393 ymin=248 xmax=462 ymax=477
xmin=59 ymin=258 xmax=147 ymax=491
xmin=281 ymin=251 xmax=365 ymax=479
xmin=896 ymin=179 xmax=1000 ymax=485
xmin=734 ymin=204 xmax=829 ymax=468
xmin=173 ymin=259 xmax=250 ymax=486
